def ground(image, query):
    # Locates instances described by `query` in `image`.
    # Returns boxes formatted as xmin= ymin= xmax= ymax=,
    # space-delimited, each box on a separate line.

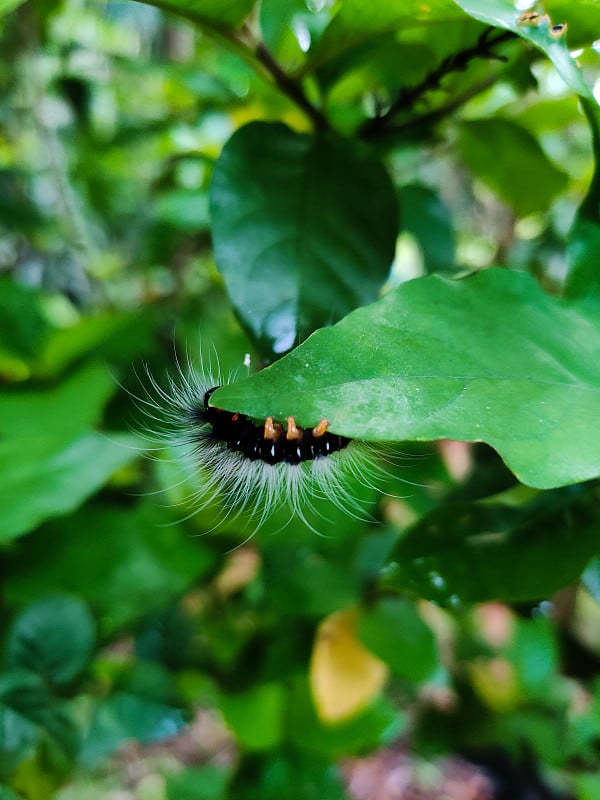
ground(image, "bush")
xmin=1 ymin=1 xmax=599 ymax=798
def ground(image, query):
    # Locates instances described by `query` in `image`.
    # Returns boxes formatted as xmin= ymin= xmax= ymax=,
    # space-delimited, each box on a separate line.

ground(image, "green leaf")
xmin=152 ymin=189 xmax=210 ymax=233
xmin=451 ymin=0 xmax=596 ymax=99
xmin=166 ymin=765 xmax=232 ymax=800
xmin=0 ymin=670 xmax=78 ymax=783
xmin=0 ymin=283 xmax=152 ymax=380
xmin=381 ymin=485 xmax=600 ymax=605
xmin=218 ymin=683 xmax=285 ymax=751
xmin=0 ymin=0 xmax=27 ymax=18
xmin=0 ymin=361 xmax=115 ymax=445
xmin=209 ymin=121 xmax=398 ymax=355
xmin=0 ymin=431 xmax=139 ymax=541
xmin=398 ymin=184 xmax=456 ymax=273
xmin=0 ymin=280 xmax=50 ymax=361
xmin=212 ymin=268 xmax=600 ymax=489
xmin=259 ymin=0 xmax=320 ymax=66
xmin=235 ymin=753 xmax=348 ymax=800
xmin=546 ymin=1 xmax=600 ymax=48
xmin=79 ymin=692 xmax=187 ymax=765
xmin=6 ymin=597 xmax=96 ymax=688
xmin=358 ymin=598 xmax=438 ymax=682
xmin=0 ymin=786 xmax=24 ymax=800
xmin=3 ymin=504 xmax=214 ymax=635
xmin=136 ymin=0 xmax=256 ymax=28
xmin=287 ymin=677 xmax=404 ymax=757
xmin=265 ymin=544 xmax=361 ymax=619
xmin=35 ymin=311 xmax=156 ymax=378
xmin=0 ymin=362 xmax=140 ymax=539
xmin=507 ymin=617 xmax=558 ymax=699
xmin=565 ymin=99 xmax=600 ymax=301
xmin=576 ymin=773 xmax=600 ymax=800
xmin=457 ymin=119 xmax=568 ymax=216
xmin=311 ymin=0 xmax=465 ymax=68
xmin=566 ymin=219 xmax=600 ymax=303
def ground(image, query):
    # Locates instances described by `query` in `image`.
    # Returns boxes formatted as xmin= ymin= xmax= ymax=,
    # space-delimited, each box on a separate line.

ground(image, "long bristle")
xmin=132 ymin=355 xmax=398 ymax=534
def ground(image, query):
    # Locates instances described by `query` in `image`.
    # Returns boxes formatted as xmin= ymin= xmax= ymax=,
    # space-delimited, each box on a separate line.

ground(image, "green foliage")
xmin=6 ymin=597 xmax=95 ymax=688
xmin=166 ymin=765 xmax=233 ymax=800
xmin=0 ymin=0 xmax=599 ymax=798
xmin=218 ymin=684 xmax=285 ymax=751
xmin=457 ymin=118 xmax=568 ymax=216
xmin=358 ymin=599 xmax=439 ymax=682
xmin=453 ymin=0 xmax=597 ymax=99
xmin=214 ymin=269 xmax=600 ymax=488
xmin=382 ymin=484 xmax=600 ymax=605
xmin=210 ymin=121 xmax=398 ymax=354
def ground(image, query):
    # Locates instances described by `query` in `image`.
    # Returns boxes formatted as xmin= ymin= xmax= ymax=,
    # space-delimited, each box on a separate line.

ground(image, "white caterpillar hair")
xmin=131 ymin=350 xmax=395 ymax=534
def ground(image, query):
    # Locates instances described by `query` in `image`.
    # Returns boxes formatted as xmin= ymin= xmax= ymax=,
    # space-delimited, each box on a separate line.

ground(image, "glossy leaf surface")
xmin=210 ymin=121 xmax=398 ymax=355
xmin=452 ymin=0 xmax=596 ymax=98
xmin=381 ymin=485 xmax=600 ymax=605
xmin=213 ymin=269 xmax=600 ymax=489
xmin=6 ymin=597 xmax=95 ymax=688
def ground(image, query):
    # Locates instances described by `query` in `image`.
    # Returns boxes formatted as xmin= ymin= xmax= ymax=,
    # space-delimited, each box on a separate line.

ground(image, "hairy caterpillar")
xmin=135 ymin=353 xmax=393 ymax=532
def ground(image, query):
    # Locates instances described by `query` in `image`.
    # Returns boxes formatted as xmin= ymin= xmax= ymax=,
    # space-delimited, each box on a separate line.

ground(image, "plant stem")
xmin=253 ymin=41 xmax=330 ymax=131
xmin=359 ymin=27 xmax=515 ymax=140
xmin=133 ymin=1 xmax=330 ymax=132
xmin=379 ymin=74 xmax=500 ymax=140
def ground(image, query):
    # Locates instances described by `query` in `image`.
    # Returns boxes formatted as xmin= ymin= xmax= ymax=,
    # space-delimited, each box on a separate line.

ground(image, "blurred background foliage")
xmin=1 ymin=0 xmax=600 ymax=798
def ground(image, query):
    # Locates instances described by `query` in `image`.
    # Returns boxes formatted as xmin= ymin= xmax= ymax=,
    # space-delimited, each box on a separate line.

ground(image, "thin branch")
xmin=377 ymin=74 xmax=500 ymax=141
xmin=253 ymin=41 xmax=330 ymax=132
xmin=133 ymin=1 xmax=330 ymax=132
xmin=359 ymin=27 xmax=515 ymax=140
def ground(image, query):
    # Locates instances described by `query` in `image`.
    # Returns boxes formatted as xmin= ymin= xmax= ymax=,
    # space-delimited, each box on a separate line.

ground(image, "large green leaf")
xmin=311 ymin=0 xmax=465 ymax=68
xmin=2 ymin=504 xmax=214 ymax=635
xmin=0 ymin=362 xmax=114 ymax=446
xmin=457 ymin=119 xmax=568 ymax=217
xmin=0 ymin=280 xmax=153 ymax=380
xmin=212 ymin=268 xmax=600 ymax=489
xmin=0 ymin=432 xmax=139 ymax=541
xmin=35 ymin=311 xmax=156 ymax=378
xmin=452 ymin=0 xmax=596 ymax=99
xmin=381 ymin=485 xmax=600 ymax=605
xmin=0 ymin=363 xmax=139 ymax=540
xmin=209 ymin=121 xmax=398 ymax=356
xmin=6 ymin=597 xmax=96 ymax=689
xmin=133 ymin=0 xmax=256 ymax=28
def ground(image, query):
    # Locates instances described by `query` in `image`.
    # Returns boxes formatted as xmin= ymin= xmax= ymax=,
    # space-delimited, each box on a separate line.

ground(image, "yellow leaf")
xmin=467 ymin=657 xmax=521 ymax=712
xmin=310 ymin=608 xmax=388 ymax=723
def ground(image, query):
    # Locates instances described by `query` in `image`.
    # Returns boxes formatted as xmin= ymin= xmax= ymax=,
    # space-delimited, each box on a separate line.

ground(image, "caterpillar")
xmin=135 ymin=353 xmax=392 ymax=533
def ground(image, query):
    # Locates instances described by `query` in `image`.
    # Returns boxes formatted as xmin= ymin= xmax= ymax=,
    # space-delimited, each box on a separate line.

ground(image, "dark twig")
xmin=133 ymin=4 xmax=330 ymax=133
xmin=253 ymin=41 xmax=330 ymax=132
xmin=359 ymin=27 xmax=515 ymax=140
xmin=375 ymin=75 xmax=500 ymax=140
